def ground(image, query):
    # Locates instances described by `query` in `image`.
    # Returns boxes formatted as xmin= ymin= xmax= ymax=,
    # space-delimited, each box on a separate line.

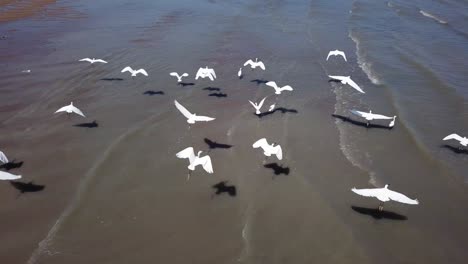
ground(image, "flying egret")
xmin=176 ymin=147 xmax=213 ymax=179
xmin=352 ymin=184 xmax=419 ymax=211
xmin=79 ymin=58 xmax=108 ymax=64
xmin=0 ymin=171 xmax=21 ymax=181
xmin=268 ymin=104 xmax=276 ymax=112
xmin=195 ymin=66 xmax=216 ymax=81
xmin=174 ymin=100 xmax=215 ymax=124
xmin=265 ymin=81 xmax=293 ymax=95
xmin=252 ymin=138 xmax=283 ymax=160
xmin=443 ymin=134 xmax=468 ymax=148
xmin=328 ymin=75 xmax=365 ymax=94
xmin=238 ymin=67 xmax=242 ymax=79
xmin=170 ymin=72 xmax=189 ymax=83
xmin=55 ymin=102 xmax=85 ymax=117
xmin=326 ymin=50 xmax=347 ymax=62
xmin=350 ymin=110 xmax=396 ymax=127
xmin=121 ymin=66 xmax=148 ymax=77
xmin=249 ymin=97 xmax=267 ymax=115
xmin=244 ymin=58 xmax=266 ymax=70
xmin=0 ymin=150 xmax=8 ymax=164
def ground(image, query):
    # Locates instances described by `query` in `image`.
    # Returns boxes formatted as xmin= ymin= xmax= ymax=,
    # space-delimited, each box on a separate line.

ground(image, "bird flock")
xmin=3 ymin=52 xmax=466 ymax=214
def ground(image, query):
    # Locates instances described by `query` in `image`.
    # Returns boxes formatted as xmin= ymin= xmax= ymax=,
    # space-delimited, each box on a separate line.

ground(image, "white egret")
xmin=176 ymin=147 xmax=213 ymax=179
xmin=55 ymin=102 xmax=85 ymax=117
xmin=0 ymin=171 xmax=21 ymax=181
xmin=328 ymin=75 xmax=365 ymax=94
xmin=350 ymin=110 xmax=396 ymax=127
xmin=195 ymin=66 xmax=216 ymax=81
xmin=22 ymin=70 xmax=31 ymax=73
xmin=170 ymin=72 xmax=189 ymax=82
xmin=252 ymin=138 xmax=283 ymax=160
xmin=352 ymin=184 xmax=419 ymax=211
xmin=244 ymin=58 xmax=265 ymax=70
xmin=268 ymin=104 xmax=276 ymax=112
xmin=238 ymin=67 xmax=242 ymax=78
xmin=121 ymin=66 xmax=148 ymax=77
xmin=248 ymin=97 xmax=267 ymax=115
xmin=174 ymin=100 xmax=215 ymax=124
xmin=0 ymin=150 xmax=8 ymax=164
xmin=326 ymin=50 xmax=347 ymax=62
xmin=443 ymin=134 xmax=468 ymax=147
xmin=265 ymin=81 xmax=293 ymax=95
xmin=79 ymin=58 xmax=108 ymax=64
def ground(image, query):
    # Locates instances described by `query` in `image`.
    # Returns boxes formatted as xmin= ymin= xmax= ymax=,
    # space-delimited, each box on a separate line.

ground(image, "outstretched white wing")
xmin=136 ymin=69 xmax=148 ymax=76
xmin=70 ymin=105 xmax=85 ymax=117
xmin=0 ymin=171 xmax=21 ymax=180
xmin=121 ymin=66 xmax=133 ymax=73
xmin=369 ymin=113 xmax=393 ymax=120
xmin=387 ymin=189 xmax=419 ymax=205
xmin=253 ymin=138 xmax=269 ymax=150
xmin=350 ymin=110 xmax=367 ymax=118
xmin=181 ymin=73 xmax=189 ymax=77
xmin=55 ymin=105 xmax=70 ymax=114
xmin=244 ymin=59 xmax=254 ymax=67
xmin=258 ymin=97 xmax=267 ymax=108
xmin=174 ymin=100 xmax=193 ymax=119
xmin=79 ymin=58 xmax=92 ymax=63
xmin=339 ymin=51 xmax=347 ymax=61
xmin=170 ymin=72 xmax=179 ymax=78
xmin=176 ymin=147 xmax=196 ymax=164
xmin=208 ymin=68 xmax=216 ymax=79
xmin=0 ymin=151 xmax=8 ymax=163
xmin=347 ymin=78 xmax=365 ymax=93
xmin=265 ymin=81 xmax=278 ymax=90
xmin=196 ymin=155 xmax=214 ymax=173
xmin=443 ymin=133 xmax=464 ymax=142
xmin=273 ymin=145 xmax=283 ymax=160
xmin=351 ymin=187 xmax=379 ymax=198
xmin=257 ymin=61 xmax=266 ymax=70
xmin=193 ymin=115 xmax=215 ymax=122
xmin=328 ymin=75 xmax=346 ymax=81
xmin=195 ymin=68 xmax=202 ymax=80
xmin=279 ymin=85 xmax=293 ymax=92
xmin=248 ymin=100 xmax=257 ymax=109
xmin=95 ymin=59 xmax=108 ymax=63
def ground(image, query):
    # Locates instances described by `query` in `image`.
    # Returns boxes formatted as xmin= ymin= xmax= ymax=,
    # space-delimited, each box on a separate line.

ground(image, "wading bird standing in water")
xmin=350 ymin=109 xmax=396 ymax=127
xmin=238 ymin=67 xmax=242 ymax=79
xmin=176 ymin=147 xmax=214 ymax=180
xmin=55 ymin=102 xmax=85 ymax=117
xmin=352 ymin=184 xmax=419 ymax=211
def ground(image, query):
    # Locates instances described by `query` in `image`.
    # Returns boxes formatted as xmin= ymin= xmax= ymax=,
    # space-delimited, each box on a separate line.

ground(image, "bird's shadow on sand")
xmin=208 ymin=92 xmax=228 ymax=98
xmin=143 ymin=90 xmax=165 ymax=96
xmin=178 ymin=82 xmax=195 ymax=87
xmin=203 ymin=87 xmax=221 ymax=92
xmin=351 ymin=206 xmax=407 ymax=220
xmin=257 ymin=107 xmax=298 ymax=118
xmin=100 ymin=78 xmax=124 ymax=81
xmin=73 ymin=120 xmax=98 ymax=128
xmin=328 ymin=79 xmax=342 ymax=84
xmin=332 ymin=114 xmax=392 ymax=130
xmin=250 ymin=79 xmax=269 ymax=85
xmin=264 ymin=162 xmax=290 ymax=177
xmin=204 ymin=138 xmax=233 ymax=150
xmin=10 ymin=181 xmax=45 ymax=194
xmin=211 ymin=181 xmax=237 ymax=197
xmin=441 ymin=145 xmax=468 ymax=155
xmin=0 ymin=160 xmax=24 ymax=171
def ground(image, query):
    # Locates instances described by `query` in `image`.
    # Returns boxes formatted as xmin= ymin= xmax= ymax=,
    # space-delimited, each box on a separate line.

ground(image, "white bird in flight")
xmin=443 ymin=134 xmax=468 ymax=147
xmin=244 ymin=58 xmax=266 ymax=70
xmin=22 ymin=70 xmax=31 ymax=73
xmin=328 ymin=75 xmax=365 ymax=94
xmin=238 ymin=67 xmax=242 ymax=78
xmin=176 ymin=147 xmax=213 ymax=179
xmin=253 ymin=138 xmax=283 ymax=160
xmin=350 ymin=110 xmax=396 ymax=127
xmin=249 ymin=97 xmax=267 ymax=115
xmin=326 ymin=50 xmax=347 ymax=62
xmin=121 ymin=66 xmax=148 ymax=77
xmin=79 ymin=58 xmax=108 ymax=64
xmin=174 ymin=100 xmax=215 ymax=124
xmin=265 ymin=81 xmax=293 ymax=95
xmin=0 ymin=170 xmax=21 ymax=181
xmin=352 ymin=184 xmax=419 ymax=211
xmin=55 ymin=102 xmax=85 ymax=117
xmin=170 ymin=72 xmax=189 ymax=82
xmin=0 ymin=150 xmax=8 ymax=164
xmin=195 ymin=66 xmax=216 ymax=81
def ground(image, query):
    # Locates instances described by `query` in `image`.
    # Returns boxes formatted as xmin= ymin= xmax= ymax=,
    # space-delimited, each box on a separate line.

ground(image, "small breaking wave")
xmin=348 ymin=30 xmax=382 ymax=85
xmin=420 ymin=10 xmax=447 ymax=24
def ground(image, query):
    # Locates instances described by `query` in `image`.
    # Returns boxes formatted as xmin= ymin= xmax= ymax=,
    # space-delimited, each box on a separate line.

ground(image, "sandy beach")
xmin=1 ymin=0 xmax=468 ymax=263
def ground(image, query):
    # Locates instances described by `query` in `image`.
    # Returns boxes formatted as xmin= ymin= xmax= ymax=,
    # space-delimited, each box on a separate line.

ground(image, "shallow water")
xmin=0 ymin=0 xmax=467 ymax=263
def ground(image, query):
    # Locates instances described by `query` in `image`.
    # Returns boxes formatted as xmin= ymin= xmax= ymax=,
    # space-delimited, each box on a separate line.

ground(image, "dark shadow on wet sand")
xmin=204 ymin=138 xmax=233 ymax=149
xmin=251 ymin=79 xmax=269 ymax=85
xmin=202 ymin=87 xmax=221 ymax=92
xmin=332 ymin=114 xmax=392 ymax=130
xmin=441 ymin=145 xmax=468 ymax=155
xmin=264 ymin=163 xmax=290 ymax=176
xmin=257 ymin=107 xmax=298 ymax=118
xmin=0 ymin=160 xmax=24 ymax=171
xmin=143 ymin=90 xmax=165 ymax=96
xmin=212 ymin=181 xmax=236 ymax=197
xmin=178 ymin=82 xmax=195 ymax=87
xmin=10 ymin=181 xmax=45 ymax=193
xmin=351 ymin=206 xmax=407 ymax=220
xmin=74 ymin=120 xmax=98 ymax=128
xmin=208 ymin=92 xmax=227 ymax=98
xmin=100 ymin=78 xmax=124 ymax=81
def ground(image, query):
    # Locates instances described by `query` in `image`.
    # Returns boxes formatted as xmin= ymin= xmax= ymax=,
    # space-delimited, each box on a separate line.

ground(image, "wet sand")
xmin=1 ymin=0 xmax=468 ymax=264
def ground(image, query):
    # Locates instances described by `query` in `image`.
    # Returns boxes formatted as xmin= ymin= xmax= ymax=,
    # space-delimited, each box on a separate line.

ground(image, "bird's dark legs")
xmin=366 ymin=121 xmax=370 ymax=127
